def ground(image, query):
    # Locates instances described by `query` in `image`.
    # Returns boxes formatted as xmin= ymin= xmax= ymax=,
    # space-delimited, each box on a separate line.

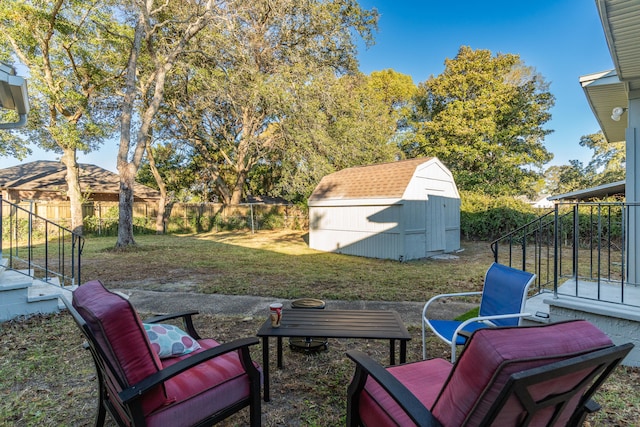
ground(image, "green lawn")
xmin=80 ymin=230 xmax=493 ymax=302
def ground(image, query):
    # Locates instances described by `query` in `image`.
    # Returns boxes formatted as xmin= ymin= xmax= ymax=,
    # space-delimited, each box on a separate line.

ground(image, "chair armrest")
xmin=421 ymin=291 xmax=482 ymax=320
xmin=454 ymin=312 xmax=532 ymax=334
xmin=346 ymin=350 xmax=443 ymax=427
xmin=143 ymin=311 xmax=201 ymax=339
xmin=119 ymin=336 xmax=259 ymax=404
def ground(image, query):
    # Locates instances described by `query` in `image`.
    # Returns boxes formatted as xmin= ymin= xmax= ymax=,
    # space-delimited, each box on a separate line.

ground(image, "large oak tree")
xmin=154 ymin=0 xmax=379 ymax=206
xmin=408 ymin=46 xmax=554 ymax=196
xmin=0 ymin=0 xmax=124 ymax=234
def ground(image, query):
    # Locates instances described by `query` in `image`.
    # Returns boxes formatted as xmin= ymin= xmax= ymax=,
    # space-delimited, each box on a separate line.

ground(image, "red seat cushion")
xmin=359 ymin=358 xmax=453 ymax=427
xmin=73 ymin=281 xmax=169 ymax=415
xmin=431 ymin=320 xmax=614 ymax=426
xmin=145 ymin=339 xmax=257 ymax=427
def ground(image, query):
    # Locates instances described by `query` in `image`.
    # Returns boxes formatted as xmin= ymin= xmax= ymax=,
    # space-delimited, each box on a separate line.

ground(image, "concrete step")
xmin=0 ymin=271 xmax=74 ymax=322
xmin=0 ymin=269 xmax=32 ymax=291
xmin=29 ymin=277 xmax=76 ymax=310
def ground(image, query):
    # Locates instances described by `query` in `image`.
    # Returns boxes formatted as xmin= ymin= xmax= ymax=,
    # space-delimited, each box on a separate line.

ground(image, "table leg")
xmin=277 ymin=336 xmax=283 ymax=369
xmin=262 ymin=336 xmax=270 ymax=402
xmin=400 ymin=339 xmax=407 ymax=364
xmin=389 ymin=339 xmax=396 ymax=365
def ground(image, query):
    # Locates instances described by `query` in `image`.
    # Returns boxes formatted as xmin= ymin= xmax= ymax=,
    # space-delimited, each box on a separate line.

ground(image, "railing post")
xmin=573 ymin=204 xmax=579 ymax=282
xmin=521 ymin=224 xmax=527 ymax=272
xmin=553 ymin=203 xmax=559 ymax=299
xmin=597 ymin=204 xmax=602 ymax=300
xmin=28 ymin=200 xmax=33 ymax=276
xmin=0 ymin=195 xmax=3 ymax=259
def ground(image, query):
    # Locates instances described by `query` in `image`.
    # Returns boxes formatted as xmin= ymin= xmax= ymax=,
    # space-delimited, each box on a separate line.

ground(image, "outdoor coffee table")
xmin=257 ymin=309 xmax=411 ymax=401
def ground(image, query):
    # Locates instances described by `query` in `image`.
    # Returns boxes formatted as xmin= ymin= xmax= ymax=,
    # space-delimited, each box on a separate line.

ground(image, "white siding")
xmin=404 ymin=160 xmax=459 ymax=200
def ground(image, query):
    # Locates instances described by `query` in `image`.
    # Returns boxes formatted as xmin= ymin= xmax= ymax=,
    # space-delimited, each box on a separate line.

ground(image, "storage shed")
xmin=308 ymin=157 xmax=460 ymax=261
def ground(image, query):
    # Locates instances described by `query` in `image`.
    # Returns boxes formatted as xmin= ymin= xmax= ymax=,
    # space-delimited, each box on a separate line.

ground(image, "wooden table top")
xmin=256 ymin=309 xmax=411 ymax=340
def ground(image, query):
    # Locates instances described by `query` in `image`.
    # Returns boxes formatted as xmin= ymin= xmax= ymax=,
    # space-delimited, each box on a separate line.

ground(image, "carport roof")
xmin=308 ymin=157 xmax=434 ymax=201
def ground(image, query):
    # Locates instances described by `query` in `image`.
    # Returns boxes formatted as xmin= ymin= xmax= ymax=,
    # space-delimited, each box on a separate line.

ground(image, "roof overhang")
xmin=0 ymin=63 xmax=29 ymax=129
xmin=596 ymin=0 xmax=640 ymax=84
xmin=549 ymin=180 xmax=625 ymax=201
xmin=583 ymin=0 xmax=640 ymax=144
xmin=580 ymin=70 xmax=627 ymax=143
xmin=308 ymin=198 xmax=404 ymax=207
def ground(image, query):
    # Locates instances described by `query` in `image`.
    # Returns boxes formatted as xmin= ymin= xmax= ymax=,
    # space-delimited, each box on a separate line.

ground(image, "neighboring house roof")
xmin=0 ymin=160 xmax=160 ymax=200
xmin=308 ymin=157 xmax=456 ymax=203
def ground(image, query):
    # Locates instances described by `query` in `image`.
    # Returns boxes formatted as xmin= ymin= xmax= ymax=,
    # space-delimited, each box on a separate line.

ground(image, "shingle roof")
xmin=308 ymin=157 xmax=434 ymax=201
xmin=0 ymin=160 xmax=160 ymax=199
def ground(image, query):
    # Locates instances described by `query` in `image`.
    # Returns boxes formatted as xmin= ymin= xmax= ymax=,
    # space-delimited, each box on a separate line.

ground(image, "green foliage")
xmin=1 ymin=217 xmax=45 ymax=241
xmin=0 ymin=0 xmax=123 ymax=152
xmin=545 ymin=132 xmax=625 ymax=195
xmin=83 ymin=205 xmax=119 ymax=236
xmin=408 ymin=46 xmax=554 ymax=197
xmin=555 ymin=202 xmax=625 ymax=247
xmin=161 ymin=0 xmax=388 ymax=204
xmin=259 ymin=207 xmax=287 ymax=230
xmin=275 ymin=70 xmax=413 ymax=202
xmin=460 ymin=190 xmax=538 ymax=240
xmin=454 ymin=307 xmax=480 ymax=321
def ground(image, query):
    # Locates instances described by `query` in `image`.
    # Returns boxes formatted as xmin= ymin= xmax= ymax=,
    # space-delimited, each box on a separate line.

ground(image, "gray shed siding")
xmin=309 ymin=204 xmax=403 ymax=260
xmin=308 ymin=158 xmax=460 ymax=261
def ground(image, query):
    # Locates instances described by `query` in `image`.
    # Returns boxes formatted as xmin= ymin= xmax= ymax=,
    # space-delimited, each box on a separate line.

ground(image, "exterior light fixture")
xmin=611 ymin=106 xmax=627 ymax=122
xmin=0 ymin=62 xmax=30 ymax=129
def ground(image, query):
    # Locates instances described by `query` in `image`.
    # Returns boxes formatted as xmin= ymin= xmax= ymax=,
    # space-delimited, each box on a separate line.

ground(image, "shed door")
xmin=425 ymin=197 xmax=446 ymax=253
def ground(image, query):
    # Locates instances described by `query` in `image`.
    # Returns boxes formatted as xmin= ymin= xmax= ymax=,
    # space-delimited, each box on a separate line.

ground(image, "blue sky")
xmin=356 ymin=0 xmax=614 ymax=168
xmin=1 ymin=0 xmax=614 ymax=173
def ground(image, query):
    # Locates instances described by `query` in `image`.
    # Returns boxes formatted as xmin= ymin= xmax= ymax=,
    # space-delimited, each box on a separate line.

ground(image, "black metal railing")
xmin=0 ymin=196 xmax=84 ymax=287
xmin=491 ymin=201 xmax=639 ymax=308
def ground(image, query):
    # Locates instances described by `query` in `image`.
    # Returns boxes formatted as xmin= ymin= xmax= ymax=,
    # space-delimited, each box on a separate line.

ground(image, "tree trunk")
xmin=145 ymin=140 xmax=170 ymax=234
xmin=116 ymin=163 xmax=137 ymax=247
xmin=61 ymin=148 xmax=84 ymax=235
xmin=115 ymin=3 xmax=213 ymax=247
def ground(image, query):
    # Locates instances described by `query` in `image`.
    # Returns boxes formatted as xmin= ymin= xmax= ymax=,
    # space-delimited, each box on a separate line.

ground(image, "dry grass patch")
xmin=1 ymin=313 xmax=637 ymax=426
xmin=3 ymin=230 xmax=637 ymax=425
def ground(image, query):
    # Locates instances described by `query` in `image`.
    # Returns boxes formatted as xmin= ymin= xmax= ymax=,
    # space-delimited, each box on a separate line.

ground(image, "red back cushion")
xmin=431 ymin=320 xmax=613 ymax=426
xmin=73 ymin=280 xmax=169 ymax=415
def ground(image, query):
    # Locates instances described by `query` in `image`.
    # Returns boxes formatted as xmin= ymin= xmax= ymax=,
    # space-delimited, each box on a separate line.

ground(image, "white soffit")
xmin=597 ymin=0 xmax=640 ymax=86
xmin=580 ymin=70 xmax=627 ymax=143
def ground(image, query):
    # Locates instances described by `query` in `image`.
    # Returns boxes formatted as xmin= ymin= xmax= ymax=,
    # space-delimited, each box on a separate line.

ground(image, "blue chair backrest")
xmin=479 ymin=263 xmax=535 ymax=327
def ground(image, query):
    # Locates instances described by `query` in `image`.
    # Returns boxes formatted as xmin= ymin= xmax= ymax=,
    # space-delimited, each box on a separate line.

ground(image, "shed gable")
xmin=308 ymin=158 xmax=434 ymax=202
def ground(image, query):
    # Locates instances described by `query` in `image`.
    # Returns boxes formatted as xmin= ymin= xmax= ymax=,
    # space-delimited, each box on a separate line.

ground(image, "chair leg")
xmin=94 ymin=386 xmax=107 ymax=427
xmin=422 ymin=320 xmax=427 ymax=360
xmin=346 ymin=365 xmax=368 ymax=427
xmin=91 ymin=363 xmax=107 ymax=427
xmin=249 ymin=385 xmax=261 ymax=426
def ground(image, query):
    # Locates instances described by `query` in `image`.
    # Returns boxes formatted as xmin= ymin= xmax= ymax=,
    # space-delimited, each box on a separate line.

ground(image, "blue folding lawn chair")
xmin=422 ymin=262 xmax=536 ymax=362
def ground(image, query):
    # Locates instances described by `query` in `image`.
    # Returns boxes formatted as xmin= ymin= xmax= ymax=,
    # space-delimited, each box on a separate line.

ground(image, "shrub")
xmin=460 ymin=191 xmax=538 ymax=240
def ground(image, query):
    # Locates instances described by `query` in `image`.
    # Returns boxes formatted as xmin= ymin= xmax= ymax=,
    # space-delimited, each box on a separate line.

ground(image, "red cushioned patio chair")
xmin=347 ymin=320 xmax=633 ymax=427
xmin=62 ymin=280 xmax=261 ymax=427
